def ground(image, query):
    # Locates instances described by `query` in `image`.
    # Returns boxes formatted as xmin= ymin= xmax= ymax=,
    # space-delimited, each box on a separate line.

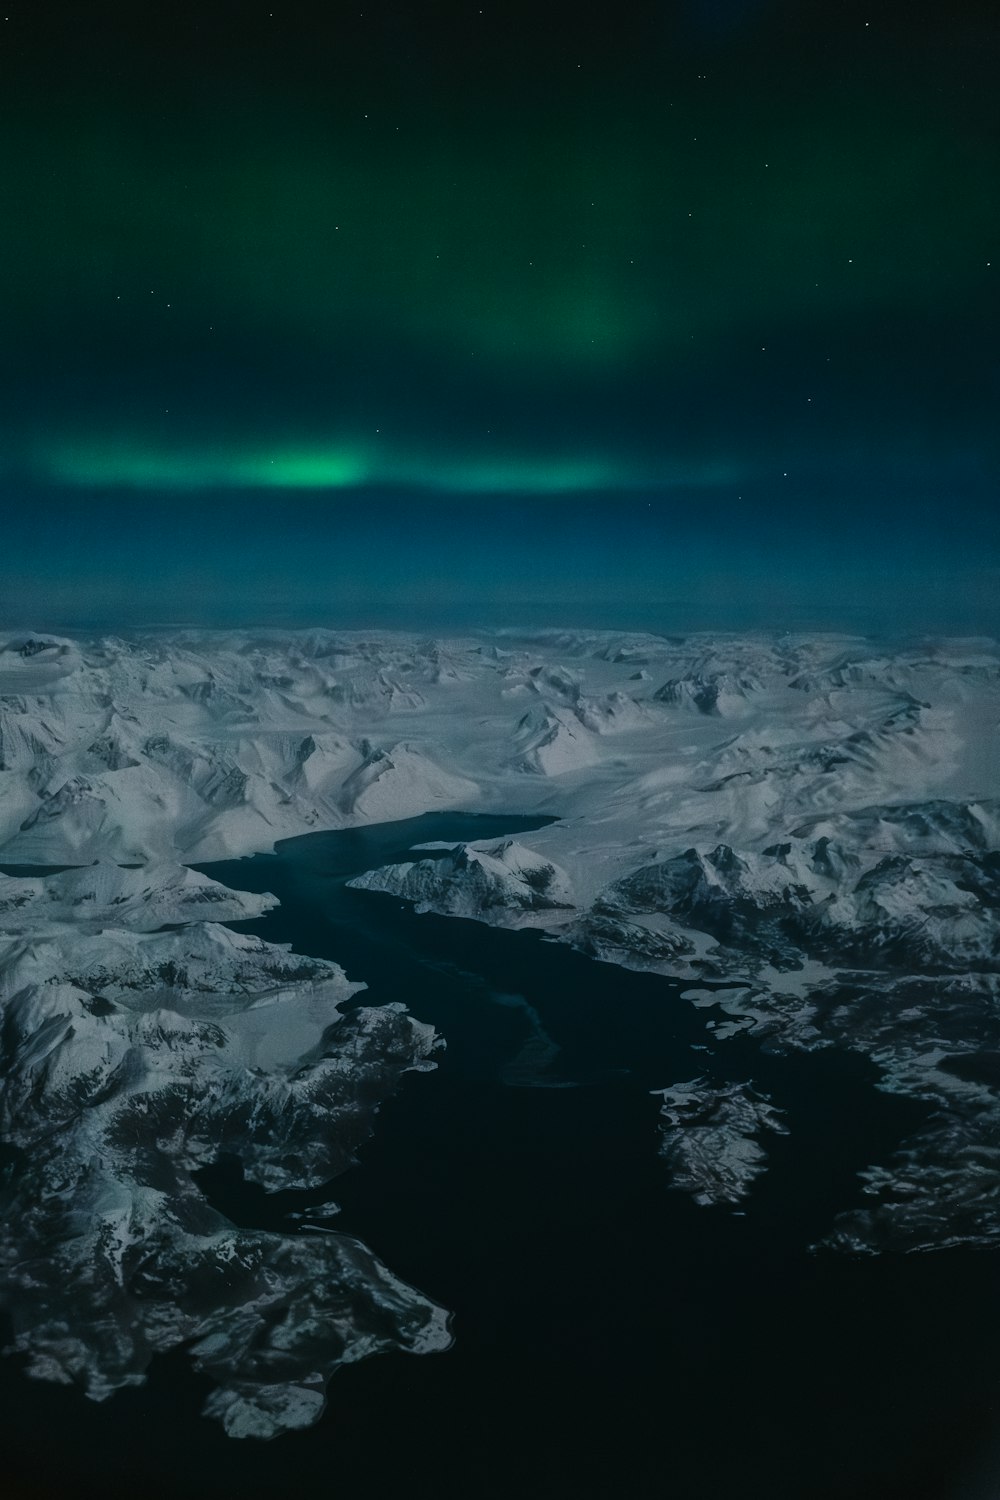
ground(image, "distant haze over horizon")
xmin=5 ymin=482 xmax=997 ymax=638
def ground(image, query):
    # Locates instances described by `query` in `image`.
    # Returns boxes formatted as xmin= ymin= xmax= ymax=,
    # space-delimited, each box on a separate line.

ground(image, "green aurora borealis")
xmin=1 ymin=0 xmax=996 ymax=624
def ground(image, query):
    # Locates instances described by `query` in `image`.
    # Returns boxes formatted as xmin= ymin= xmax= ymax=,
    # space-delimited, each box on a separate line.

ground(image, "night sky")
xmin=1 ymin=0 xmax=996 ymax=631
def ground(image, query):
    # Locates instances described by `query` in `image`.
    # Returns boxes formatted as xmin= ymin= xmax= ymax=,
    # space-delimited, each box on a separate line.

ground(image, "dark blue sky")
xmin=1 ymin=0 xmax=996 ymax=633
xmin=6 ymin=479 xmax=996 ymax=636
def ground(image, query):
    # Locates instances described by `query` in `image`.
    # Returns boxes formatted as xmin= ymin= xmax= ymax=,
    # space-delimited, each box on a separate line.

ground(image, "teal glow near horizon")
xmin=36 ymin=438 xmax=749 ymax=495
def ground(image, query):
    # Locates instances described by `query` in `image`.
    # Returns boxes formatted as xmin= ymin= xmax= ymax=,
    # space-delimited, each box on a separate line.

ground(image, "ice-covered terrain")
xmin=350 ymin=838 xmax=574 ymax=923
xmin=0 ymin=863 xmax=448 ymax=1437
xmin=0 ymin=859 xmax=278 ymax=933
xmin=1 ymin=622 xmax=999 ymax=1426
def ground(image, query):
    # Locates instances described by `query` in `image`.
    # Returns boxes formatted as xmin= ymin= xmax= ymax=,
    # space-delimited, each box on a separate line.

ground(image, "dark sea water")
xmin=3 ymin=812 xmax=1000 ymax=1500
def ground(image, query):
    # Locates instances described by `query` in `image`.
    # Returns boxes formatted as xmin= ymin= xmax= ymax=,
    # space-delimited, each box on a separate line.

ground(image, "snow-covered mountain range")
xmin=1 ymin=625 xmax=998 ymax=1427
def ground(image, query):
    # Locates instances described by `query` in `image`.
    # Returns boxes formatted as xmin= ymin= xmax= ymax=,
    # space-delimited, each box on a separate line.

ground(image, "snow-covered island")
xmin=1 ymin=625 xmax=999 ymax=1430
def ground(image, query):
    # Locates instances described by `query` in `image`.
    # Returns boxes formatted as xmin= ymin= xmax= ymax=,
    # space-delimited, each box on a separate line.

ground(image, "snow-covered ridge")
xmin=0 ymin=861 xmax=448 ymax=1437
xmin=349 ymin=838 xmax=574 ymax=923
xmin=0 ymin=859 xmax=276 ymax=933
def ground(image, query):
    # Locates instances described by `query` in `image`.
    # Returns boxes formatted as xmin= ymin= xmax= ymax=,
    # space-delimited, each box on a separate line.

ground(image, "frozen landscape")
xmin=1 ymin=625 xmax=998 ymax=1434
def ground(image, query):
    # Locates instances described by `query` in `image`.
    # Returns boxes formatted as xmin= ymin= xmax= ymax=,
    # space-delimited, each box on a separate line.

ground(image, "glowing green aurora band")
xmin=36 ymin=437 xmax=748 ymax=495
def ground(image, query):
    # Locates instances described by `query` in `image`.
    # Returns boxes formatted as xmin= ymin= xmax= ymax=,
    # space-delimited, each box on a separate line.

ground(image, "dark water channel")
xmin=2 ymin=812 xmax=1000 ymax=1500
